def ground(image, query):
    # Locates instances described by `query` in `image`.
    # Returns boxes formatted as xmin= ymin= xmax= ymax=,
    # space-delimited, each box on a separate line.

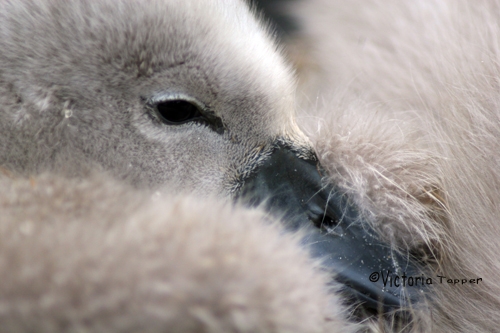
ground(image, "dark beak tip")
xmin=236 ymin=144 xmax=424 ymax=313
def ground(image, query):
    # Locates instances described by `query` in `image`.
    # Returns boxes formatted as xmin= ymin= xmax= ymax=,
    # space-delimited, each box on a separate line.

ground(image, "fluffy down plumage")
xmin=289 ymin=0 xmax=500 ymax=331
xmin=0 ymin=173 xmax=349 ymax=333
xmin=1 ymin=0 xmax=500 ymax=332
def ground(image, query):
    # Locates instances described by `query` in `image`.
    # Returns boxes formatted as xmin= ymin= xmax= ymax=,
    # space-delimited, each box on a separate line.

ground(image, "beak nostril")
xmin=318 ymin=215 xmax=342 ymax=234
xmin=309 ymin=210 xmax=348 ymax=236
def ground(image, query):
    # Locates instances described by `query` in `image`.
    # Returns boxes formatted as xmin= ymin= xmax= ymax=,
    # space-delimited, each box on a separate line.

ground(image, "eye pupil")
xmin=156 ymin=100 xmax=201 ymax=124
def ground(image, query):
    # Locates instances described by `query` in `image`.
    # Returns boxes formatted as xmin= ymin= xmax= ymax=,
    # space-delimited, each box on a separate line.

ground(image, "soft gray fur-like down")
xmin=289 ymin=0 xmax=500 ymax=331
xmin=1 ymin=0 xmax=500 ymax=332
xmin=0 ymin=0 xmax=350 ymax=332
xmin=0 ymin=173 xmax=348 ymax=333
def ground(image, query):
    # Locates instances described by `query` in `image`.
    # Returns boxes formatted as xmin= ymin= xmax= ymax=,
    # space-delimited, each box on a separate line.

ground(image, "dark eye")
xmin=155 ymin=100 xmax=202 ymax=124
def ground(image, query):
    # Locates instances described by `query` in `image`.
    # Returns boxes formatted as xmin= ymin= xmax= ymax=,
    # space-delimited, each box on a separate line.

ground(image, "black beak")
xmin=236 ymin=144 xmax=423 ymax=314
